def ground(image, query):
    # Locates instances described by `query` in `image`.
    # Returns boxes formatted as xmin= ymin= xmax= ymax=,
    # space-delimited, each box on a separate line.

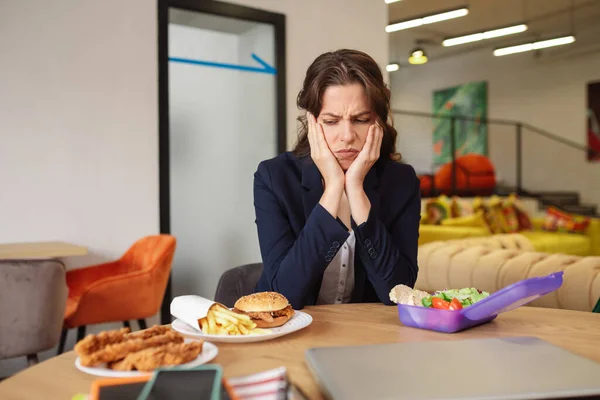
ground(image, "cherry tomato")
xmin=449 ymin=298 xmax=463 ymax=310
xmin=432 ymin=297 xmax=450 ymax=310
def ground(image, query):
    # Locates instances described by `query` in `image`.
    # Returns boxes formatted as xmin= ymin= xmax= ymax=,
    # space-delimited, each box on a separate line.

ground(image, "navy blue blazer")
xmin=253 ymin=151 xmax=421 ymax=310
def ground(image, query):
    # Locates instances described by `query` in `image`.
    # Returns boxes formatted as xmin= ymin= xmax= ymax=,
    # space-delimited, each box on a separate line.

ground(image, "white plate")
xmin=74 ymin=340 xmax=218 ymax=377
xmin=171 ymin=310 xmax=313 ymax=343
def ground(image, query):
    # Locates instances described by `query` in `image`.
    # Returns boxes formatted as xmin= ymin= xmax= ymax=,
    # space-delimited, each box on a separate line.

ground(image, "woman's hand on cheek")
xmin=307 ymin=112 xmax=345 ymax=191
xmin=344 ymin=123 xmax=383 ymax=190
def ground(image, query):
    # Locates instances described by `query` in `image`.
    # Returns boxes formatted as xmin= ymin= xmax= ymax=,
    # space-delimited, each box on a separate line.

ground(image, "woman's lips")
xmin=335 ymin=149 xmax=359 ymax=159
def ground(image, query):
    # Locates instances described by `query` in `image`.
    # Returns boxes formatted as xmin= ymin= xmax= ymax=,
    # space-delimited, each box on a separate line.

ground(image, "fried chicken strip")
xmin=74 ymin=325 xmax=170 ymax=357
xmin=108 ymin=341 xmax=204 ymax=372
xmin=79 ymin=331 xmax=184 ymax=367
xmin=74 ymin=328 xmax=131 ymax=356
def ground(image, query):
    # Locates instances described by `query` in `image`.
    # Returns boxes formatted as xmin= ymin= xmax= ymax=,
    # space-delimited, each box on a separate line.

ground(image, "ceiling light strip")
xmin=493 ymin=35 xmax=575 ymax=56
xmin=442 ymin=24 xmax=528 ymax=47
xmin=385 ymin=6 xmax=469 ymax=33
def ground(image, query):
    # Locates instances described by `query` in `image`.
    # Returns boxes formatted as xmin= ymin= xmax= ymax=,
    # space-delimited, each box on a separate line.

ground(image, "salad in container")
xmin=390 ymin=271 xmax=564 ymax=333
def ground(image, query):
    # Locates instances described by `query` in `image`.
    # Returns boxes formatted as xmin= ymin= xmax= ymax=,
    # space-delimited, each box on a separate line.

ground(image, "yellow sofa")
xmin=419 ymin=216 xmax=600 ymax=257
xmin=415 ymin=235 xmax=600 ymax=312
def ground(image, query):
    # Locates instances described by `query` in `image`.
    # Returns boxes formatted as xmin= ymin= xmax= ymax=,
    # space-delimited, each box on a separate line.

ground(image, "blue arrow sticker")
xmin=169 ymin=53 xmax=276 ymax=75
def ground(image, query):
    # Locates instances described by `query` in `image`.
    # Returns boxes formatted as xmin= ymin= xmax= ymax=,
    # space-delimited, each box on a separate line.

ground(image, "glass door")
xmin=158 ymin=1 xmax=286 ymax=322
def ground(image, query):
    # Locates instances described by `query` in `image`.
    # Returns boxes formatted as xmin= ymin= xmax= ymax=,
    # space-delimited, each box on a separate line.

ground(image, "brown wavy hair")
xmin=292 ymin=49 xmax=400 ymax=161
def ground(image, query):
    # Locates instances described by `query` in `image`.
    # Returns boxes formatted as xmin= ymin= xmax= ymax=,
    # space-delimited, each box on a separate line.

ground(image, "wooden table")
xmin=1 ymin=304 xmax=599 ymax=399
xmin=0 ymin=241 xmax=88 ymax=260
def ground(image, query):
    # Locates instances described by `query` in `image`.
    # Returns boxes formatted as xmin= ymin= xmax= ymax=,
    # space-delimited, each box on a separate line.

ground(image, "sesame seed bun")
xmin=234 ymin=292 xmax=290 ymax=313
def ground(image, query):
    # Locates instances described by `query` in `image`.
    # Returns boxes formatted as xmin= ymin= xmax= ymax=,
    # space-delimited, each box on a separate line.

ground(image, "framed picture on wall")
xmin=432 ymin=81 xmax=488 ymax=167
xmin=587 ymin=81 xmax=600 ymax=162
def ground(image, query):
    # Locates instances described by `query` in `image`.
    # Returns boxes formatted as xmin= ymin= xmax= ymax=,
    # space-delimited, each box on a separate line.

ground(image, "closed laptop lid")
xmin=305 ymin=336 xmax=600 ymax=400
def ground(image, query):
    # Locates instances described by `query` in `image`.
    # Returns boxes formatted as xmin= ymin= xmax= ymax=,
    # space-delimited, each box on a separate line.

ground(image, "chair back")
xmin=0 ymin=260 xmax=67 ymax=359
xmin=214 ymin=263 xmax=263 ymax=308
xmin=121 ymin=234 xmax=176 ymax=272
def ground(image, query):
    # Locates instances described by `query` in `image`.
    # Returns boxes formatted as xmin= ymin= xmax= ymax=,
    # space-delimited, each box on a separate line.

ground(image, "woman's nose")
xmin=340 ymin=120 xmax=355 ymax=142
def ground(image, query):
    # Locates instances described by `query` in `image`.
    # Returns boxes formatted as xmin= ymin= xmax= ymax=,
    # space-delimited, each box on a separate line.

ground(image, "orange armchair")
xmin=58 ymin=234 xmax=176 ymax=353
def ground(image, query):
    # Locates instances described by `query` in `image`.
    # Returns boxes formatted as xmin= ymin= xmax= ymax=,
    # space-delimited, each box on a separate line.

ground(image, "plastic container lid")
xmin=397 ymin=271 xmax=564 ymax=333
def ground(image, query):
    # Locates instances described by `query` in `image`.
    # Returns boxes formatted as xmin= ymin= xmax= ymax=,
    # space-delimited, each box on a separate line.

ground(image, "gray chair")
xmin=214 ymin=263 xmax=263 ymax=308
xmin=0 ymin=260 xmax=67 ymax=366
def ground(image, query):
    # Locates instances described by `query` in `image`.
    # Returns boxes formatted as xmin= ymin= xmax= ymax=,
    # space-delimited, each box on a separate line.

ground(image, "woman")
xmin=253 ymin=49 xmax=420 ymax=309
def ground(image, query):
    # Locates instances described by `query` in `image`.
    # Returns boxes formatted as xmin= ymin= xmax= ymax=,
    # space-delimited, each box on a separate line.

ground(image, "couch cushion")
xmin=522 ymin=231 xmax=591 ymax=256
xmin=416 ymin=240 xmax=600 ymax=312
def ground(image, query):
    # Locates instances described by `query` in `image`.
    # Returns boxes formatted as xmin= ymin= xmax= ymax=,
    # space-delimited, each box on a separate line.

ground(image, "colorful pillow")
xmin=505 ymin=194 xmax=532 ymax=231
xmin=425 ymin=195 xmax=452 ymax=225
xmin=472 ymin=195 xmax=526 ymax=234
xmin=451 ymin=196 xmax=474 ymax=218
xmin=441 ymin=210 xmax=487 ymax=228
xmin=542 ymin=206 xmax=591 ymax=234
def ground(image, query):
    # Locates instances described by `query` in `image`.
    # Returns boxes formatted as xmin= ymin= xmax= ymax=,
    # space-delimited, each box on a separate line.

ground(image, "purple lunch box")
xmin=397 ymin=271 xmax=564 ymax=333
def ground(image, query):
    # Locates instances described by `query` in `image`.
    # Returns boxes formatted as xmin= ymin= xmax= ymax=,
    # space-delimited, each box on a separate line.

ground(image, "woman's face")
xmin=317 ymin=83 xmax=374 ymax=171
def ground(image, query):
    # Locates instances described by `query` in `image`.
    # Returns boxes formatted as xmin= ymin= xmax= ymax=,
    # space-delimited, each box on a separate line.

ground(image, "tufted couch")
xmin=415 ymin=234 xmax=600 ymax=312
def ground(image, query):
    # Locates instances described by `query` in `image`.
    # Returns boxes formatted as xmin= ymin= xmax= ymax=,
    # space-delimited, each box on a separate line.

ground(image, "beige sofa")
xmin=415 ymin=234 xmax=600 ymax=312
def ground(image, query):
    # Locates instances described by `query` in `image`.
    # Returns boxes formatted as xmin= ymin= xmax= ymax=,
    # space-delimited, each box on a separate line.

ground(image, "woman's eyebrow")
xmin=320 ymin=111 xmax=371 ymax=118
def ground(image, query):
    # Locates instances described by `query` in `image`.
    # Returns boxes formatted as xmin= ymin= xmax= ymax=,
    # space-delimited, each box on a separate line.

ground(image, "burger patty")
xmin=233 ymin=305 xmax=294 ymax=323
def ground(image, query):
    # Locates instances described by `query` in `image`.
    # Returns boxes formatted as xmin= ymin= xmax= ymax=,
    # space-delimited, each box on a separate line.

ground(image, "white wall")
xmin=228 ymin=0 xmax=389 ymax=146
xmin=0 ymin=0 xmax=387 ymax=376
xmin=391 ymin=47 xmax=600 ymax=208
xmin=0 ymin=0 xmax=159 ymax=376
xmin=0 ymin=0 xmax=159 ymax=265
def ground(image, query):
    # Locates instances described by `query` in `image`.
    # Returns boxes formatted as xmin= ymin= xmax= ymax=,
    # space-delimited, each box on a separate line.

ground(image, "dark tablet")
xmin=137 ymin=365 xmax=224 ymax=400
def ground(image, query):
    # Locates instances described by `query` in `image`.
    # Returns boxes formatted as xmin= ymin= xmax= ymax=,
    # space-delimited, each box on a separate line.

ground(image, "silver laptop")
xmin=305 ymin=336 xmax=600 ymax=400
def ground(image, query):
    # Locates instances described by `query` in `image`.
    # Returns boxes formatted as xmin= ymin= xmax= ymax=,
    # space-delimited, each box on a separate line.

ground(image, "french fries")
xmin=198 ymin=303 xmax=271 ymax=336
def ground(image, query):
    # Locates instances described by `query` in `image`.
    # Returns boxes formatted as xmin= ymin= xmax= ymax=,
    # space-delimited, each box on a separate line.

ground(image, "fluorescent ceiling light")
xmin=385 ymin=0 xmax=402 ymax=3
xmin=493 ymin=35 xmax=575 ymax=56
xmin=386 ymin=7 xmax=468 ymax=33
xmin=443 ymin=24 xmax=528 ymax=47
xmin=386 ymin=63 xmax=400 ymax=72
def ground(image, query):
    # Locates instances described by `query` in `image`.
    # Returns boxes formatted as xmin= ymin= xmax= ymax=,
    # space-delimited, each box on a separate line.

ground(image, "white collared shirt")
xmin=316 ymin=231 xmax=356 ymax=304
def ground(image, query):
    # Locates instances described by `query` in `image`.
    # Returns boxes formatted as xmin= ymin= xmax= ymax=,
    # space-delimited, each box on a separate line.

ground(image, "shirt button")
xmin=344 ymin=245 xmax=347 ymax=249
xmin=342 ymin=264 xmax=346 ymax=267
xmin=340 ymin=281 xmax=344 ymax=285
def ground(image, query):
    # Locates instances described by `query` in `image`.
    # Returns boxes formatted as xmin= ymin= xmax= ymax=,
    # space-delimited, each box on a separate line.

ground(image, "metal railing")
xmin=392 ymin=109 xmax=600 ymax=197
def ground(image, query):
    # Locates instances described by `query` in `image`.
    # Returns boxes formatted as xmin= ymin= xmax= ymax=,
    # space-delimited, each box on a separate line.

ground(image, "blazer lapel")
xmin=301 ymin=158 xmax=324 ymax=220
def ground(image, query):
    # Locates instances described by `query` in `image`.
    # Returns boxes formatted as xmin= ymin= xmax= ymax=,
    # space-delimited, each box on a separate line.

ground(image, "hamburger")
xmin=233 ymin=292 xmax=295 ymax=328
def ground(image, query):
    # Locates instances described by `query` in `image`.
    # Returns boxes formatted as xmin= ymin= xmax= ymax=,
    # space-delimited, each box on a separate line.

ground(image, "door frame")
xmin=158 ymin=0 xmax=287 ymax=324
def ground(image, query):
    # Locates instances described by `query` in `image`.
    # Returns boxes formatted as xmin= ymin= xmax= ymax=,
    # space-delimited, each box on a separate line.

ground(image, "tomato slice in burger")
xmin=449 ymin=298 xmax=463 ymax=310
xmin=432 ymin=297 xmax=450 ymax=310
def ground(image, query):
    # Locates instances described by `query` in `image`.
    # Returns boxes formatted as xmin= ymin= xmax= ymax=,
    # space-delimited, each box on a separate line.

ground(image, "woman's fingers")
xmin=372 ymin=123 xmax=383 ymax=160
xmin=361 ymin=124 xmax=375 ymax=161
xmin=307 ymin=112 xmax=317 ymax=153
xmin=316 ymin=120 xmax=329 ymax=148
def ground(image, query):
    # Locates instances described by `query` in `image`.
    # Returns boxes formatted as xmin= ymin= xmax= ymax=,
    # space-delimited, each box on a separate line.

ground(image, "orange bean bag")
xmin=434 ymin=153 xmax=496 ymax=193
xmin=419 ymin=174 xmax=433 ymax=196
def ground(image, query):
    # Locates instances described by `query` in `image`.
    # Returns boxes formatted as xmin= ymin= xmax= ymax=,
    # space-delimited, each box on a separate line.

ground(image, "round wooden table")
xmin=1 ymin=304 xmax=600 ymax=399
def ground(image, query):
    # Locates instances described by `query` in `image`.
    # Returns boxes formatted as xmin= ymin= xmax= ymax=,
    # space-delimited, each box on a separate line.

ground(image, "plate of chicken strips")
xmin=73 ymin=325 xmax=218 ymax=377
xmin=170 ymin=292 xmax=313 ymax=343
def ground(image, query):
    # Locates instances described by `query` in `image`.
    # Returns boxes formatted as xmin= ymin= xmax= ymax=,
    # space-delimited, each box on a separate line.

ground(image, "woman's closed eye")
xmin=322 ymin=119 xmax=370 ymax=125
